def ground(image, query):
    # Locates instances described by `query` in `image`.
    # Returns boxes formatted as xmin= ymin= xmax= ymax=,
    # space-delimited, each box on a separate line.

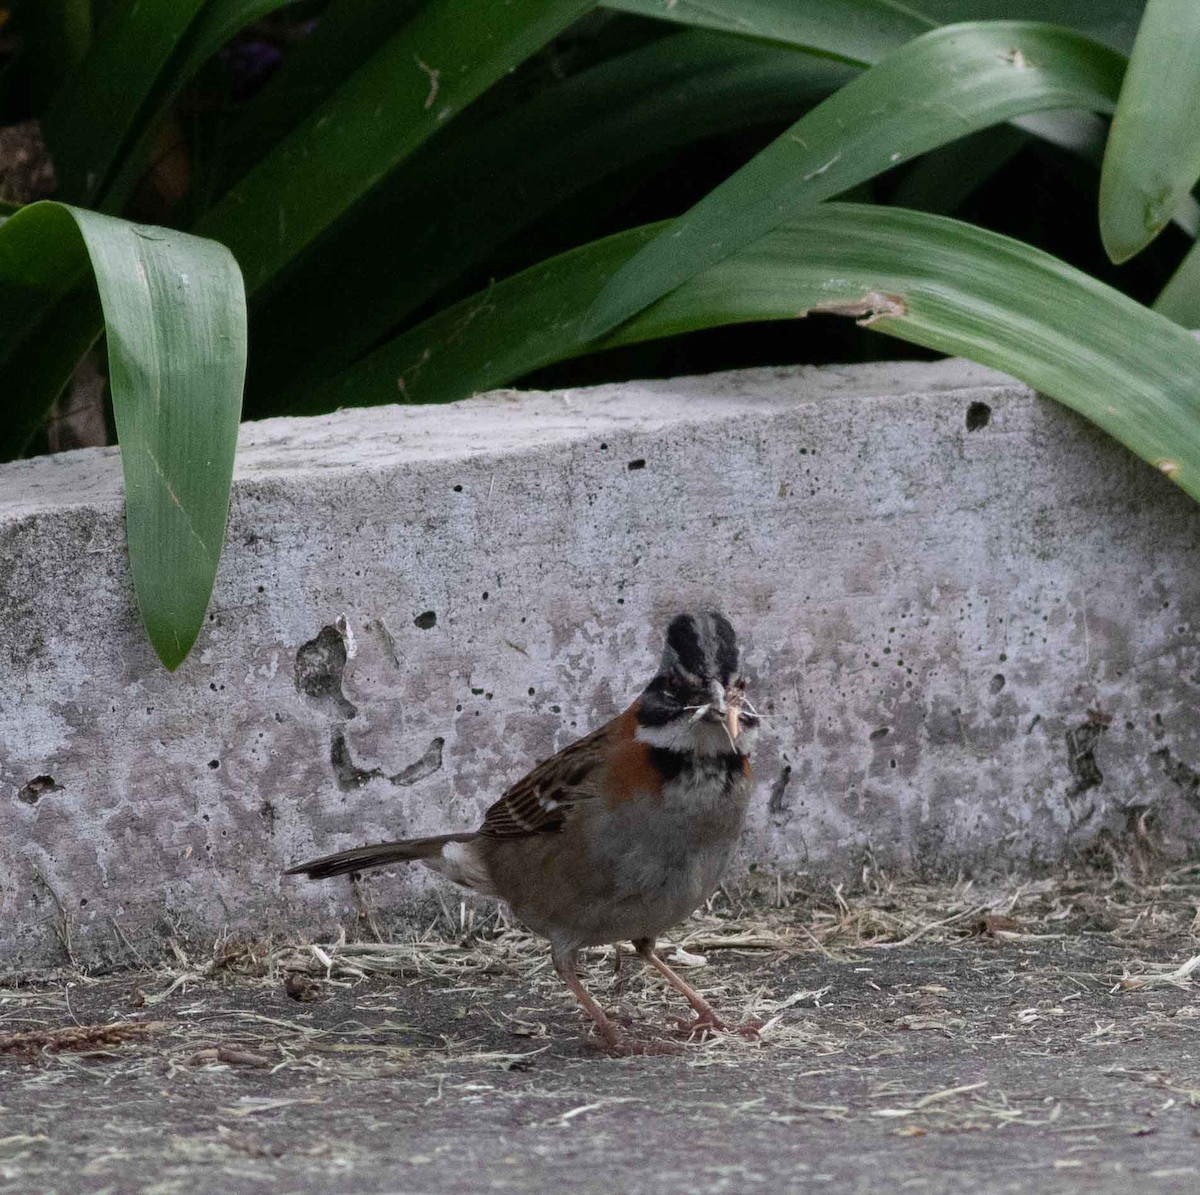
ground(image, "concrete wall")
xmin=3 ymin=359 xmax=1199 ymax=971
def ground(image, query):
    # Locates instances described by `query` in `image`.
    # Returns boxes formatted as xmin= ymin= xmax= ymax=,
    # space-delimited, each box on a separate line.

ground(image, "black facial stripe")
xmin=666 ymin=614 xmax=705 ymax=676
xmin=711 ymin=612 xmax=739 ymax=681
xmin=722 ymin=753 xmax=748 ymax=796
xmin=648 ymin=747 xmax=689 ymax=783
xmin=637 ymin=698 xmax=677 ymax=727
xmin=663 ymin=609 xmax=741 ymax=684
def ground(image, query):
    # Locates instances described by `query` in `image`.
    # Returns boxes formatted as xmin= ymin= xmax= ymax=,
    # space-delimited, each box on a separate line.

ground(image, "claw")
xmin=595 ymin=1034 xmax=686 ymax=1058
xmin=675 ymin=1015 xmax=762 ymax=1042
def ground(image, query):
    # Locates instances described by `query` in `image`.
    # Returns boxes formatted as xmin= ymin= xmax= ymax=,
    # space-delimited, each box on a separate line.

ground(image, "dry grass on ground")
xmin=5 ymin=858 xmax=1200 ymax=1195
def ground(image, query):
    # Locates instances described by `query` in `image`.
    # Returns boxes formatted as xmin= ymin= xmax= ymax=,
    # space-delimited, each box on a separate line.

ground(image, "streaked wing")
xmin=477 ymin=716 xmax=615 ymax=838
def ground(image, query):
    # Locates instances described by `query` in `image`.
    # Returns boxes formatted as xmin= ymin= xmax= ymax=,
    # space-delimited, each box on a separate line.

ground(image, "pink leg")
xmin=552 ymin=946 xmax=680 ymax=1056
xmin=552 ymin=946 xmax=625 ymax=1050
xmin=634 ymin=938 xmax=759 ymax=1039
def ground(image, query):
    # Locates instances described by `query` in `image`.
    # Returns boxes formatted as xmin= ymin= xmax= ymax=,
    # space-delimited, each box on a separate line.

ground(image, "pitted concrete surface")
xmin=2 ymin=359 xmax=1200 ymax=969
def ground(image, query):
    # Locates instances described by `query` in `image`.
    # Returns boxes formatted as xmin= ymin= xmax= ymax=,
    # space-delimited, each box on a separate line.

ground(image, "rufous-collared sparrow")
xmin=287 ymin=610 xmax=761 ymax=1053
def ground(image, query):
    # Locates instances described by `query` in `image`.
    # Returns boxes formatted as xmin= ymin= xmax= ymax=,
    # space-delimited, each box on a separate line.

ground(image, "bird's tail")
xmin=285 ymin=833 xmax=475 ymax=880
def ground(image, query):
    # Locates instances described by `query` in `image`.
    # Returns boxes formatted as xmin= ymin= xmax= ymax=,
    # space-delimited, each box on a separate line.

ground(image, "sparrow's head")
xmin=637 ymin=611 xmax=759 ymax=755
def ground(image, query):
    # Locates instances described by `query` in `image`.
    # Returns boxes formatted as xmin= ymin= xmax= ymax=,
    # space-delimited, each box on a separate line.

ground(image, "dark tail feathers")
xmin=285 ymin=833 xmax=474 ymax=880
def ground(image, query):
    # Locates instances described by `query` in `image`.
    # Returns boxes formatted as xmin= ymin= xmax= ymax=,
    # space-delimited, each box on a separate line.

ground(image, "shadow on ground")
xmin=4 ymin=865 xmax=1200 ymax=1194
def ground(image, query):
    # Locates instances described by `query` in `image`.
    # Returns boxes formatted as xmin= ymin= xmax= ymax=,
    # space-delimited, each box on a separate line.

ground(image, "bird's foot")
xmin=594 ymin=1032 xmax=686 ymax=1058
xmin=584 ymin=1020 xmax=684 ymax=1057
xmin=675 ymin=1014 xmax=762 ymax=1042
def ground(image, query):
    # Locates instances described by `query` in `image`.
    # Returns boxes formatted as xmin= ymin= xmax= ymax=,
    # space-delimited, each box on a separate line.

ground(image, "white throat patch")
xmin=635 ymin=718 xmax=740 ymax=756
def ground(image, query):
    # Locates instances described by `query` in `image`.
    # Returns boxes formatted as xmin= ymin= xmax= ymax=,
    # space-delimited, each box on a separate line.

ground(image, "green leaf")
xmin=909 ymin=1 xmax=1144 ymax=53
xmin=601 ymin=0 xmax=932 ymax=64
xmin=247 ymin=31 xmax=854 ymax=406
xmin=304 ymin=204 xmax=1200 ymax=503
xmin=0 ymin=203 xmax=247 ymax=668
xmin=42 ymin=0 xmax=208 ymax=206
xmin=1099 ymin=0 xmax=1200 ymax=263
xmin=583 ymin=21 xmax=1125 ymax=341
xmin=1153 ymin=236 xmax=1200 ymax=328
xmin=601 ymin=3 xmax=1146 ymax=227
xmin=602 ymin=0 xmax=1145 ymax=59
xmin=195 ymin=0 xmax=594 ymax=296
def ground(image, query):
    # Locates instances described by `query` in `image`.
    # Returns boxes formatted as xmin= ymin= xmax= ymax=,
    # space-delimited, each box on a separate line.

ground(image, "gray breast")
xmin=568 ymin=760 xmax=751 ymax=946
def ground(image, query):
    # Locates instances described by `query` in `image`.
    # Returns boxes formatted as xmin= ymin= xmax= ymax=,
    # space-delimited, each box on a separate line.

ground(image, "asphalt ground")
xmin=4 ymin=862 xmax=1200 ymax=1194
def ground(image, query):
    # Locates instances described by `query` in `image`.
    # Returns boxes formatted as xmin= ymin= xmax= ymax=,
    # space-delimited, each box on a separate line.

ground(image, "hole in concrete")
xmin=1153 ymin=747 xmax=1200 ymax=812
xmin=869 ymin=726 xmax=890 ymax=741
xmin=208 ymin=759 xmax=220 ymax=770
xmin=989 ymin=674 xmax=1006 ymax=695
xmin=331 ymin=731 xmax=379 ymax=790
xmin=1066 ymin=721 xmax=1106 ymax=797
xmin=627 ymin=459 xmax=646 ymax=471
xmin=389 ymin=737 xmax=444 ymax=786
xmin=768 ymin=764 xmax=792 ymax=814
xmin=295 ymin=625 xmax=357 ymax=719
xmin=414 ymin=610 xmax=437 ymax=629
xmin=453 ymin=484 xmax=463 ymax=492
xmin=331 ymin=731 xmax=445 ymax=791
xmin=18 ymin=775 xmax=61 ymax=805
xmin=966 ymin=401 xmax=992 ymax=431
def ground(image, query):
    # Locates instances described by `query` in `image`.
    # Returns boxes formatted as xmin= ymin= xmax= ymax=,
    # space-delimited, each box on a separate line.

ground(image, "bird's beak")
xmin=708 ymin=679 xmax=740 ymax=741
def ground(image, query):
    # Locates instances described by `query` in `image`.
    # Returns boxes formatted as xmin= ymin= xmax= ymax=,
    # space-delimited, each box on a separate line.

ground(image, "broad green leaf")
xmin=602 ymin=4 xmax=1142 ymax=229
xmin=195 ymin=0 xmax=594 ymax=296
xmin=302 ymin=204 xmax=1200 ymax=503
xmin=1154 ymin=237 xmax=1200 ymax=328
xmin=583 ymin=21 xmax=1125 ymax=341
xmin=602 ymin=0 xmax=1144 ymax=59
xmin=247 ymin=31 xmax=853 ymax=406
xmin=1099 ymin=0 xmax=1200 ymax=263
xmin=602 ymin=0 xmax=931 ymax=64
xmin=42 ymin=0 xmax=208 ymax=206
xmin=1010 ymin=109 xmax=1108 ymax=159
xmin=910 ymin=0 xmax=1142 ymax=47
xmin=0 ymin=203 xmax=247 ymax=668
